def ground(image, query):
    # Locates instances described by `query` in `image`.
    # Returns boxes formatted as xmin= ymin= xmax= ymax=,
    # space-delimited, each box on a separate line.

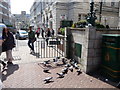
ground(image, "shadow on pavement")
xmin=2 ymin=64 xmax=19 ymax=81
xmin=30 ymin=52 xmax=40 ymax=58
xmin=88 ymin=69 xmax=119 ymax=88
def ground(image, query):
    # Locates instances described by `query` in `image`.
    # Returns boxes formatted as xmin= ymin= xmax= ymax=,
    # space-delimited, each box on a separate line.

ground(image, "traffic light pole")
xmin=99 ymin=1 xmax=103 ymax=23
xmin=86 ymin=0 xmax=97 ymax=26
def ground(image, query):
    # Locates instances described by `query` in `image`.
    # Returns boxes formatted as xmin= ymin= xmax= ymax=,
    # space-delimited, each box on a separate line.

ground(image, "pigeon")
xmin=62 ymin=58 xmax=67 ymax=64
xmin=69 ymin=59 xmax=72 ymax=62
xmin=62 ymin=68 xmax=68 ymax=74
xmin=69 ymin=66 xmax=73 ymax=72
xmin=116 ymin=82 xmax=120 ymax=89
xmin=70 ymin=61 xmax=75 ymax=66
xmin=77 ymin=69 xmax=82 ymax=75
xmin=53 ymin=58 xmax=57 ymax=62
xmin=40 ymin=62 xmax=47 ymax=66
xmin=53 ymin=59 xmax=55 ymax=62
xmin=65 ymin=64 xmax=71 ymax=68
xmin=74 ymin=63 xmax=79 ymax=69
xmin=43 ymin=77 xmax=53 ymax=83
xmin=57 ymin=57 xmax=60 ymax=59
xmin=70 ymin=59 xmax=76 ymax=66
xmin=70 ymin=59 xmax=76 ymax=63
xmin=42 ymin=60 xmax=51 ymax=66
xmin=44 ymin=60 xmax=50 ymax=64
xmin=56 ymin=73 xmax=64 ymax=78
xmin=43 ymin=69 xmax=50 ymax=73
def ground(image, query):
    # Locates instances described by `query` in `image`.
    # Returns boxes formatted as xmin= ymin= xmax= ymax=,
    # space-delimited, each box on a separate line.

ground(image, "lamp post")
xmin=86 ymin=0 xmax=97 ymax=26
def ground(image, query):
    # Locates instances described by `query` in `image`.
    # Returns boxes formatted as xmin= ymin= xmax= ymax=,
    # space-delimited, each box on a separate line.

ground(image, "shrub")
xmin=72 ymin=23 xmax=77 ymax=28
xmin=76 ymin=20 xmax=87 ymax=28
xmin=95 ymin=21 xmax=105 ymax=28
xmin=72 ymin=20 xmax=105 ymax=28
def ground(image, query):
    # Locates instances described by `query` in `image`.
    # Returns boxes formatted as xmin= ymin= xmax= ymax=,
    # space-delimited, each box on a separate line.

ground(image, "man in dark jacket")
xmin=45 ymin=28 xmax=51 ymax=45
xmin=41 ymin=28 xmax=44 ymax=39
xmin=28 ymin=26 xmax=35 ymax=54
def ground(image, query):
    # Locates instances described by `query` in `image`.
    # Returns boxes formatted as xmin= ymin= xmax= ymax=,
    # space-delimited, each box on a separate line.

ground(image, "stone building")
xmin=13 ymin=11 xmax=30 ymax=30
xmin=30 ymin=0 xmax=120 ymax=35
xmin=0 ymin=0 xmax=11 ymax=25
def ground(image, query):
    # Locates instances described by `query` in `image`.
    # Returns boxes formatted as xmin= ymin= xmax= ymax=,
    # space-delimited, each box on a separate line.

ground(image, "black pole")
xmin=99 ymin=1 xmax=103 ymax=23
xmin=86 ymin=0 xmax=97 ymax=26
xmin=90 ymin=1 xmax=94 ymax=17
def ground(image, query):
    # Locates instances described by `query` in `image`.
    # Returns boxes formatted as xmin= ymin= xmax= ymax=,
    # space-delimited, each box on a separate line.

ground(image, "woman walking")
xmin=2 ymin=28 xmax=16 ymax=65
xmin=36 ymin=27 xmax=40 ymax=38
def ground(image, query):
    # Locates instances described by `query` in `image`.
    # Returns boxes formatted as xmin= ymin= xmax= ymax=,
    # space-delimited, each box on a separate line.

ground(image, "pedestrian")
xmin=58 ymin=28 xmax=61 ymax=34
xmin=46 ymin=28 xmax=51 ymax=37
xmin=41 ymin=28 xmax=44 ymax=39
xmin=28 ymin=26 xmax=36 ymax=54
xmin=51 ymin=28 xmax=54 ymax=37
xmin=2 ymin=28 xmax=16 ymax=65
xmin=106 ymin=25 xmax=109 ymax=29
xmin=36 ymin=27 xmax=40 ymax=38
xmin=45 ymin=28 xmax=51 ymax=45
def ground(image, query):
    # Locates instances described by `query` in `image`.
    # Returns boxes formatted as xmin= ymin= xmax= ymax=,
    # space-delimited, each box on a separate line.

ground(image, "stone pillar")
xmin=85 ymin=26 xmax=102 ymax=73
xmin=86 ymin=26 xmax=97 ymax=73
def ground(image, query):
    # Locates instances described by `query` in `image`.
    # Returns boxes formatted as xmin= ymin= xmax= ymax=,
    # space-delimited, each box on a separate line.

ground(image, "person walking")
xmin=36 ymin=27 xmax=40 ymax=38
xmin=45 ymin=28 xmax=51 ymax=45
xmin=28 ymin=26 xmax=36 ymax=54
xmin=46 ymin=28 xmax=51 ymax=37
xmin=2 ymin=28 xmax=16 ymax=65
xmin=41 ymin=28 xmax=44 ymax=39
xmin=51 ymin=28 xmax=54 ymax=37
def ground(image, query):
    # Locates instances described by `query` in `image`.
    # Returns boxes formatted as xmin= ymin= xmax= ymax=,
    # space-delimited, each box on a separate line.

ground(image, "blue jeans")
xmin=28 ymin=40 xmax=34 ymax=51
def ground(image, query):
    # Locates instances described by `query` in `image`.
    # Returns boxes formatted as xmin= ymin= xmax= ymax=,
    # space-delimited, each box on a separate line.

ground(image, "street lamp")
xmin=86 ymin=0 xmax=97 ymax=26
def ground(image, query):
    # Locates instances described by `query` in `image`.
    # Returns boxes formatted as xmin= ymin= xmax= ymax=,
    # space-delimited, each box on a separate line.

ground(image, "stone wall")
xmin=67 ymin=27 xmax=120 ymax=73
xmin=67 ymin=28 xmax=88 ymax=72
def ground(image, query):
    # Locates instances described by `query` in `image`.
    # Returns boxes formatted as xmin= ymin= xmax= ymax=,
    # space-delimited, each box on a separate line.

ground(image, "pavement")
xmin=0 ymin=39 xmax=119 ymax=89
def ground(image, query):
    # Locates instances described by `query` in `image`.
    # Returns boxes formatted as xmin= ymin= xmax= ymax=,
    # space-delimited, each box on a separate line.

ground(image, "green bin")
xmin=102 ymin=34 xmax=120 ymax=82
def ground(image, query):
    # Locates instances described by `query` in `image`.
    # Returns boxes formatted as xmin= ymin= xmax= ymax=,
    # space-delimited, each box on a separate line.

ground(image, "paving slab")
xmin=0 ymin=42 xmax=119 ymax=89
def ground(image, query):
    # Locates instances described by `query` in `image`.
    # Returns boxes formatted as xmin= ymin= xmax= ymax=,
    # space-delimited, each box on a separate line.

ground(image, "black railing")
xmin=35 ymin=37 xmax=65 ymax=58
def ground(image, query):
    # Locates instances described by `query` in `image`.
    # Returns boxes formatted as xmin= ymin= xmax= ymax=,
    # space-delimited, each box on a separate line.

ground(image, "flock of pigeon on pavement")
xmin=39 ymin=57 xmax=120 ymax=89
xmin=40 ymin=57 xmax=82 ymax=84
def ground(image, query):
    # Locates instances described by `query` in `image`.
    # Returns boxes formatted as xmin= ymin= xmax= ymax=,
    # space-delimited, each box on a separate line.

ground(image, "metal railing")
xmin=35 ymin=37 xmax=65 ymax=58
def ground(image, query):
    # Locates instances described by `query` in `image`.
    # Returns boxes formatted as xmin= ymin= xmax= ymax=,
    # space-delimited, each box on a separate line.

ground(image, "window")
xmin=111 ymin=2 xmax=115 ymax=6
xmin=78 ymin=14 xmax=87 ymax=21
xmin=103 ymin=0 xmax=106 ymax=5
xmin=78 ymin=14 xmax=81 ymax=21
xmin=83 ymin=14 xmax=87 ymax=20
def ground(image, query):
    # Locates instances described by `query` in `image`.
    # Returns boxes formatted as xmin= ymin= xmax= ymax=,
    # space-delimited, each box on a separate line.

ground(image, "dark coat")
xmin=47 ymin=30 xmax=51 ymax=37
xmin=2 ymin=32 xmax=15 ymax=52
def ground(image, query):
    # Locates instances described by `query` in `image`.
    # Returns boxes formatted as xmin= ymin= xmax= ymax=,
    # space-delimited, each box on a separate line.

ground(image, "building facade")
xmin=0 ymin=0 xmax=11 ymax=25
xmin=13 ymin=11 xmax=30 ymax=30
xmin=30 ymin=0 xmax=120 ymax=35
